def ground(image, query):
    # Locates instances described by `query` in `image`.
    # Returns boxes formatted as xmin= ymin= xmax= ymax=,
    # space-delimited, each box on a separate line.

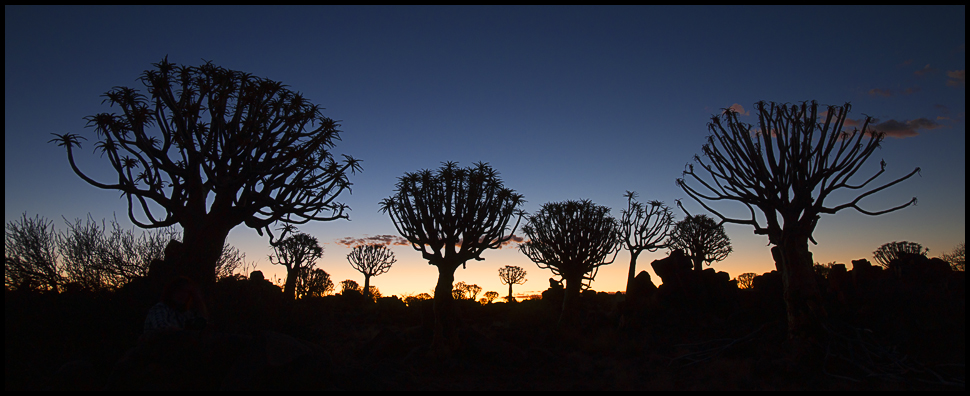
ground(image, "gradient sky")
xmin=5 ymin=6 xmax=965 ymax=298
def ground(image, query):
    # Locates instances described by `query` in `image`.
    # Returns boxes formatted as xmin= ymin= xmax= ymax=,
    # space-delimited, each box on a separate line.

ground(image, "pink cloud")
xmin=722 ymin=103 xmax=750 ymax=116
xmin=871 ymin=118 xmax=945 ymax=139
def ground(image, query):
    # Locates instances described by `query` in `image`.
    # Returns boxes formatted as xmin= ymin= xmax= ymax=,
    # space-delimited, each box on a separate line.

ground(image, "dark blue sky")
xmin=5 ymin=6 xmax=965 ymax=296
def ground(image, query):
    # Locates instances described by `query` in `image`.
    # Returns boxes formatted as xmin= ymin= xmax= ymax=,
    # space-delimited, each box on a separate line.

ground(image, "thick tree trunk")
xmin=363 ymin=275 xmax=372 ymax=298
xmin=772 ymin=232 xmax=826 ymax=352
xmin=283 ymin=266 xmax=297 ymax=300
xmin=176 ymin=219 xmax=233 ymax=297
xmin=692 ymin=256 xmax=703 ymax=272
xmin=431 ymin=265 xmax=459 ymax=357
xmin=559 ymin=273 xmax=584 ymax=327
xmin=507 ymin=282 xmax=514 ymax=300
xmin=625 ymin=250 xmax=641 ymax=296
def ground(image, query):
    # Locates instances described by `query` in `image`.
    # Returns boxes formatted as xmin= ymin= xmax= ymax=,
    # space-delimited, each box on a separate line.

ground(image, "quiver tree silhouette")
xmin=498 ymin=265 xmax=527 ymax=300
xmin=519 ymin=200 xmax=620 ymax=326
xmin=735 ymin=272 xmax=756 ymax=289
xmin=49 ymin=58 xmax=360 ymax=295
xmin=346 ymin=244 xmax=396 ymax=298
xmin=873 ymin=241 xmax=928 ymax=269
xmin=666 ymin=214 xmax=732 ymax=272
xmin=269 ymin=232 xmax=323 ymax=301
xmin=618 ymin=191 xmax=674 ymax=295
xmin=296 ymin=268 xmax=334 ymax=298
xmin=677 ymin=100 xmax=920 ymax=346
xmin=482 ymin=291 xmax=500 ymax=304
xmin=380 ymin=161 xmax=524 ymax=356
xmin=5 ymin=213 xmax=61 ymax=292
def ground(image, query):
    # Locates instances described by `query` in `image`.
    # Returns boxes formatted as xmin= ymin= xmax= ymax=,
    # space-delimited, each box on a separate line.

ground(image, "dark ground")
xmin=5 ymin=267 xmax=965 ymax=390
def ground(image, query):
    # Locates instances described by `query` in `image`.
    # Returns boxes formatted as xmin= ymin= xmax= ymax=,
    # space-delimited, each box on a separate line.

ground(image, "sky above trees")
xmin=5 ymin=5 xmax=965 ymax=298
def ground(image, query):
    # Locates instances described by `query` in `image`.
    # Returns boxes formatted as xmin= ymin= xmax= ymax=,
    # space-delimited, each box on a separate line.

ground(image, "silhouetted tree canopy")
xmin=49 ymin=58 xmax=360 ymax=292
xmin=873 ymin=241 xmax=928 ymax=269
xmin=380 ymin=161 xmax=524 ymax=356
xmin=520 ymin=200 xmax=619 ymax=326
xmin=482 ymin=290 xmax=500 ymax=304
xmin=296 ymin=268 xmax=334 ymax=299
xmin=667 ymin=214 xmax=732 ymax=272
xmin=269 ymin=232 xmax=323 ymax=301
xmin=498 ymin=265 xmax=528 ymax=300
xmin=347 ymin=244 xmax=396 ymax=298
xmin=618 ymin=191 xmax=674 ymax=295
xmin=677 ymin=100 xmax=920 ymax=346
xmin=942 ymin=243 xmax=965 ymax=271
xmin=735 ymin=272 xmax=756 ymax=290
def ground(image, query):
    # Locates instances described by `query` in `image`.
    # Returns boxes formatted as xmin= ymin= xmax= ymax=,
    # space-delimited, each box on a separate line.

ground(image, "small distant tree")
xmin=618 ymin=192 xmax=674 ymax=295
xmin=297 ymin=268 xmax=334 ymax=298
xmin=873 ymin=241 xmax=929 ymax=269
xmin=735 ymin=272 xmax=756 ymax=289
xmin=483 ymin=291 xmax=499 ymax=304
xmin=667 ymin=214 xmax=732 ymax=272
xmin=498 ymin=265 xmax=528 ymax=300
xmin=404 ymin=292 xmax=432 ymax=306
xmin=269 ymin=232 xmax=324 ymax=301
xmin=340 ymin=279 xmax=360 ymax=295
xmin=381 ymin=161 xmax=524 ymax=356
xmin=347 ymin=244 xmax=396 ymax=298
xmin=942 ymin=243 xmax=965 ymax=271
xmin=464 ymin=284 xmax=482 ymax=301
xmin=5 ymin=213 xmax=61 ymax=292
xmin=365 ymin=286 xmax=381 ymax=302
xmin=519 ymin=200 xmax=620 ymax=326
xmin=813 ymin=262 xmax=836 ymax=278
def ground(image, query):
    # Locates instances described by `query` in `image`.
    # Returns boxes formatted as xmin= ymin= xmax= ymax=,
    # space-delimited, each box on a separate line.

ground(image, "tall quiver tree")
xmin=667 ymin=214 xmax=732 ymax=272
xmin=49 ymin=58 xmax=360 ymax=295
xmin=269 ymin=232 xmax=323 ymax=301
xmin=381 ymin=161 xmax=524 ymax=356
xmin=618 ymin=191 xmax=674 ymax=296
xmin=677 ymin=101 xmax=920 ymax=347
xmin=520 ymin=200 xmax=620 ymax=326
xmin=347 ymin=244 xmax=396 ymax=298
xmin=498 ymin=265 xmax=527 ymax=300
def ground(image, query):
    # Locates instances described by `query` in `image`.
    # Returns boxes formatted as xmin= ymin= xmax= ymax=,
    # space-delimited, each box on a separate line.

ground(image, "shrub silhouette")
xmin=5 ymin=213 xmax=61 ymax=292
xmin=49 ymin=58 xmax=360 ymax=294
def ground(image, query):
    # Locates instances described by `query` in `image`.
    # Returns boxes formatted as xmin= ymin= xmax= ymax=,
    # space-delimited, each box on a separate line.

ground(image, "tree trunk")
xmin=431 ymin=264 xmax=459 ymax=357
xmin=176 ymin=219 xmax=233 ymax=297
xmin=283 ymin=266 xmax=297 ymax=301
xmin=559 ymin=273 xmax=584 ymax=327
xmin=507 ymin=282 xmax=514 ymax=300
xmin=363 ymin=274 xmax=372 ymax=299
xmin=692 ymin=256 xmax=703 ymax=272
xmin=625 ymin=250 xmax=641 ymax=296
xmin=772 ymin=231 xmax=826 ymax=354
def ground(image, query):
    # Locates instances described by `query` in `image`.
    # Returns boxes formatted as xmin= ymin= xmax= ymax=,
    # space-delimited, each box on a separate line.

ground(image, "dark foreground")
xmin=5 ymin=262 xmax=965 ymax=390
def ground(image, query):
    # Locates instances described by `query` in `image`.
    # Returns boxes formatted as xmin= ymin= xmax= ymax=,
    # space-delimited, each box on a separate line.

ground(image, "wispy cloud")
xmin=946 ymin=69 xmax=965 ymax=87
xmin=914 ymin=64 xmax=937 ymax=76
xmin=871 ymin=118 xmax=945 ymax=138
xmin=867 ymin=87 xmax=920 ymax=97
xmin=335 ymin=234 xmax=410 ymax=248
